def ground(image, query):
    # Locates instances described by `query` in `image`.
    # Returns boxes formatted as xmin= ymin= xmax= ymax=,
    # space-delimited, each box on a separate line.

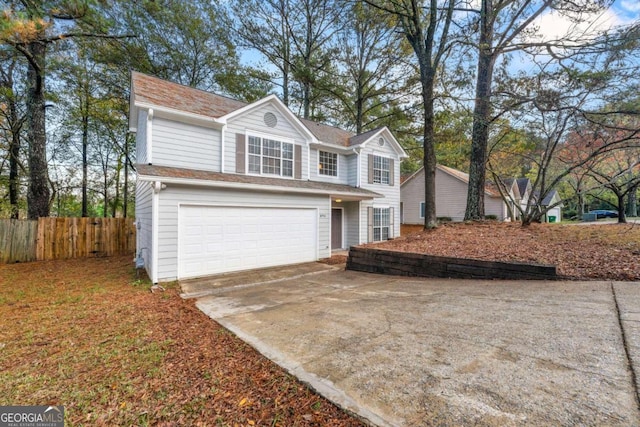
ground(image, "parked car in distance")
xmin=588 ymin=209 xmax=619 ymax=219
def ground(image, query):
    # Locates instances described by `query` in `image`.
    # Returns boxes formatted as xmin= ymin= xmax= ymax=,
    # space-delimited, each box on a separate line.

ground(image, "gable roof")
xmin=299 ymin=117 xmax=353 ymax=146
xmin=537 ymin=189 xmax=561 ymax=206
xmin=130 ymin=72 xmax=245 ymax=122
xmin=130 ymin=72 xmax=404 ymax=155
xmin=500 ymin=178 xmax=521 ymax=200
xmin=401 ymin=165 xmax=501 ymax=198
xmin=516 ymin=178 xmax=531 ymax=197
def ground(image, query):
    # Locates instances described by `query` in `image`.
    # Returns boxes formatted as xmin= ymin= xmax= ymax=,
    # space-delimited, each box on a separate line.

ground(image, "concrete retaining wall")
xmin=347 ymin=247 xmax=557 ymax=280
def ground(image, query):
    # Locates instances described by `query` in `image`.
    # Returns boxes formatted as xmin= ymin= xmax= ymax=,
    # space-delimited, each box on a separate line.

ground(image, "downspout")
xmin=307 ymin=141 xmax=311 ymax=180
xmin=151 ymin=180 xmax=162 ymax=284
xmin=146 ymin=109 xmax=153 ymax=164
xmin=352 ymin=147 xmax=361 ymax=187
xmin=220 ymin=123 xmax=226 ymax=173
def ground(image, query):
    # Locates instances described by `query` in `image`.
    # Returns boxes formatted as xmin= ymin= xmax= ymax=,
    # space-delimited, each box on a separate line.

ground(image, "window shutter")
xmin=236 ymin=133 xmax=246 ymax=173
xmin=368 ymin=154 xmax=374 ymax=184
xmin=389 ymin=159 xmax=394 ymax=186
xmin=294 ymin=145 xmax=302 ymax=179
xmin=389 ymin=207 xmax=394 ymax=239
xmin=367 ymin=206 xmax=373 ymax=242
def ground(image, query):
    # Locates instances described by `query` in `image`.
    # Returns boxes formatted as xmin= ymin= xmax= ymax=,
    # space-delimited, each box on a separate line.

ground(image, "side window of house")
xmin=367 ymin=206 xmax=394 ymax=242
xmin=420 ymin=202 xmax=425 ymax=219
xmin=368 ymin=154 xmax=394 ymax=185
xmin=319 ymin=151 xmax=337 ymax=176
xmin=373 ymin=207 xmax=390 ymax=241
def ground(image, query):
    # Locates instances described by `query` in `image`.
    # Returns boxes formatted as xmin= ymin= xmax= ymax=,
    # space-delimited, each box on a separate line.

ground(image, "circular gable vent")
xmin=264 ymin=112 xmax=278 ymax=127
xmin=378 ymin=137 xmax=385 ymax=146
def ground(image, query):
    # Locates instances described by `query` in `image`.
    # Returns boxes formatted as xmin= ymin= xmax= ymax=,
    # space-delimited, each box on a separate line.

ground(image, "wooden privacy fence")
xmin=0 ymin=217 xmax=136 ymax=263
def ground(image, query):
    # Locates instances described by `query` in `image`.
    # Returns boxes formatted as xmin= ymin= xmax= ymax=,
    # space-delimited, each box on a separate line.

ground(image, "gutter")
xmin=137 ymin=173 xmax=381 ymax=200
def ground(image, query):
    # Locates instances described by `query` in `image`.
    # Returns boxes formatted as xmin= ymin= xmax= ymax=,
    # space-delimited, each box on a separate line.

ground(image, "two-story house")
xmin=129 ymin=72 xmax=407 ymax=283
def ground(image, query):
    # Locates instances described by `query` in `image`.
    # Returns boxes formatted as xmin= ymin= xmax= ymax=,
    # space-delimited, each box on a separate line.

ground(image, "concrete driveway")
xmin=183 ymin=264 xmax=640 ymax=426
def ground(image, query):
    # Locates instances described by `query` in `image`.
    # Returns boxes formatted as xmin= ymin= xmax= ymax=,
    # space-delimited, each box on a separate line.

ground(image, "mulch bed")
xmin=367 ymin=222 xmax=640 ymax=281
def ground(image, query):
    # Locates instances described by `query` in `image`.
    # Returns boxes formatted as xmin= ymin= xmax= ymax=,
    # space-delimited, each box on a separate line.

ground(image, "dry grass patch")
xmin=0 ymin=256 xmax=364 ymax=426
xmin=383 ymin=222 xmax=640 ymax=280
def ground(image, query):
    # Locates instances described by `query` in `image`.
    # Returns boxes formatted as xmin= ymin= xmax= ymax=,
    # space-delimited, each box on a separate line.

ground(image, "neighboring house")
xmin=509 ymin=178 xmax=562 ymax=223
xmin=516 ymin=177 xmax=532 ymax=214
xmin=400 ymin=165 xmax=513 ymax=223
xmin=129 ymin=72 xmax=407 ymax=283
xmin=536 ymin=189 xmax=563 ymax=223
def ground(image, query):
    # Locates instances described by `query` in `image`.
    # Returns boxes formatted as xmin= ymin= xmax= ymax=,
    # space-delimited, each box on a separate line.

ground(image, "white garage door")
xmin=179 ymin=205 xmax=318 ymax=278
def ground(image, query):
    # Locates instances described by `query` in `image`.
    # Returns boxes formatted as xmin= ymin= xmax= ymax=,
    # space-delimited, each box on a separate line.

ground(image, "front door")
xmin=331 ymin=208 xmax=343 ymax=250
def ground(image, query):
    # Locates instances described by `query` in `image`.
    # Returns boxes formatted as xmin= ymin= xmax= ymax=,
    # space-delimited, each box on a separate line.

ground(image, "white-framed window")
xmin=373 ymin=155 xmax=390 ymax=184
xmin=373 ymin=207 xmax=390 ymax=241
xmin=319 ymin=151 xmax=337 ymax=177
xmin=248 ymin=135 xmax=294 ymax=177
xmin=419 ymin=202 xmax=425 ymax=219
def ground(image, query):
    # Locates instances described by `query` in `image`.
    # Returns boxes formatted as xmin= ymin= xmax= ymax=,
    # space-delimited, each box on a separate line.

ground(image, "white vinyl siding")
xmin=135 ymin=181 xmax=153 ymax=276
xmin=136 ymin=110 xmax=148 ymax=164
xmin=343 ymin=201 xmax=360 ymax=247
xmin=154 ymin=185 xmax=330 ymax=282
xmin=319 ymin=151 xmax=337 ymax=177
xmin=247 ymin=134 xmax=294 ymax=177
xmin=224 ymin=105 xmax=309 ymax=178
xmin=152 ymin=117 xmax=220 ymax=171
xmin=360 ymin=137 xmax=401 ymax=243
xmin=546 ymin=207 xmax=561 ymax=223
xmin=308 ymin=147 xmax=350 ymax=184
xmin=346 ymin=155 xmax=358 ymax=186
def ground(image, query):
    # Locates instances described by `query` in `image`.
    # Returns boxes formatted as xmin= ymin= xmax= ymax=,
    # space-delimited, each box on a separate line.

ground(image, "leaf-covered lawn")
xmin=373 ymin=222 xmax=640 ymax=280
xmin=0 ymin=256 xmax=364 ymax=426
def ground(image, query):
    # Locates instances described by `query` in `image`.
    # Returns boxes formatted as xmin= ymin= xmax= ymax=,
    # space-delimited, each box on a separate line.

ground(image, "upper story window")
xmin=373 ymin=155 xmax=390 ymax=184
xmin=248 ymin=135 xmax=293 ymax=177
xmin=319 ymin=151 xmax=337 ymax=177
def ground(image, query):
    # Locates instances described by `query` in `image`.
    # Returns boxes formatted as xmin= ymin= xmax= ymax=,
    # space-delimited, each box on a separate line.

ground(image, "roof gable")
xmin=219 ymin=95 xmax=316 ymax=142
xmin=130 ymin=72 xmax=406 ymax=153
xmin=402 ymin=165 xmax=501 ymax=197
xmin=350 ymin=127 xmax=408 ymax=158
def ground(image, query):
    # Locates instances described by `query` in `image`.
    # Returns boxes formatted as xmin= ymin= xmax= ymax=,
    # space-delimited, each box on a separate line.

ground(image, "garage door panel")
xmin=179 ymin=206 xmax=317 ymax=278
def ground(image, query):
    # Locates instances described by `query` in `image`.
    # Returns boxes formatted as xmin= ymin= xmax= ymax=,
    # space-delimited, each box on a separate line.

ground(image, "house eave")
xmin=137 ymin=173 xmax=381 ymax=200
xmin=309 ymin=141 xmax=356 ymax=154
xmin=134 ymin=102 xmax=225 ymax=129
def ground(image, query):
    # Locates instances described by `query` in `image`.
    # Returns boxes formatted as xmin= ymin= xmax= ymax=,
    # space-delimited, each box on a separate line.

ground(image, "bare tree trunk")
xmin=26 ymin=40 xmax=50 ymax=219
xmin=465 ymin=0 xmax=495 ymax=221
xmin=9 ymin=129 xmax=20 ymax=219
xmin=422 ymin=74 xmax=437 ymax=229
xmin=627 ymin=183 xmax=638 ymax=217
xmin=617 ymin=191 xmax=626 ymax=223
xmin=8 ymin=89 xmax=21 ymax=219
xmin=81 ymin=110 xmax=89 ymax=217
